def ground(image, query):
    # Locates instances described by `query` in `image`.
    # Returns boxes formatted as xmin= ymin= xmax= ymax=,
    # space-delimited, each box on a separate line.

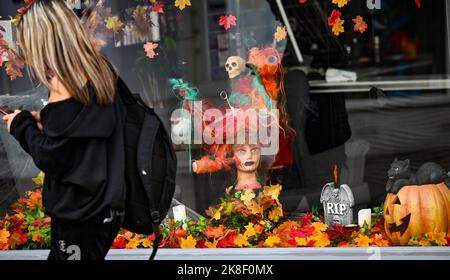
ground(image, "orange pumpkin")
xmin=383 ymin=183 xmax=450 ymax=245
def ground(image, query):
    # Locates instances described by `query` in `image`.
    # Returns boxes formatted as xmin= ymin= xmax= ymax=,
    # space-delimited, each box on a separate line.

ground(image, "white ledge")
xmin=0 ymin=247 xmax=449 ymax=260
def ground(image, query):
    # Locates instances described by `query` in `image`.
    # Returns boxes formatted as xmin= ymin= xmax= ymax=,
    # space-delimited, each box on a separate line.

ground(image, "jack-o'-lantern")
xmin=384 ymin=183 xmax=450 ymax=245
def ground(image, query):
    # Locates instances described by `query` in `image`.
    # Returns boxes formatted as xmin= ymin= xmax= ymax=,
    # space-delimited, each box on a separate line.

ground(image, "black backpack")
xmin=117 ymin=78 xmax=177 ymax=260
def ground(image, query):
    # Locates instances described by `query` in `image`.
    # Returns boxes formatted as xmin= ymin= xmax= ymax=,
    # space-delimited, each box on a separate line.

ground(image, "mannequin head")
xmin=232 ymin=144 xmax=261 ymax=173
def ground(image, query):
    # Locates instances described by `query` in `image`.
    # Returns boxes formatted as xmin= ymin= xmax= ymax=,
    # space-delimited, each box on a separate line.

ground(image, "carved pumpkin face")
xmin=384 ymin=183 xmax=450 ymax=245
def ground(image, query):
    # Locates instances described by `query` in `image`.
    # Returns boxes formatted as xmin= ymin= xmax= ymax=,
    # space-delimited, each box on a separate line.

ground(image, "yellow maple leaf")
xmin=332 ymin=18 xmax=345 ymax=36
xmin=180 ymin=235 xmax=197 ymax=248
xmin=10 ymin=15 xmax=20 ymax=26
xmin=274 ymin=26 xmax=287 ymax=42
xmin=241 ymin=190 xmax=256 ymax=206
xmin=263 ymin=185 xmax=282 ymax=200
xmin=313 ymin=233 xmax=330 ymax=247
xmin=332 ymin=0 xmax=350 ymax=8
xmin=268 ymin=207 xmax=283 ymax=222
xmin=428 ymin=232 xmax=447 ymax=246
xmin=205 ymin=240 xmax=218 ymax=248
xmin=234 ymin=234 xmax=250 ymax=247
xmin=32 ymin=172 xmax=45 ymax=186
xmin=105 ymin=16 xmax=124 ymax=33
xmin=140 ymin=238 xmax=153 ymax=248
xmin=125 ymin=239 xmax=140 ymax=249
xmin=311 ymin=222 xmax=328 ymax=233
xmin=355 ymin=235 xmax=371 ymax=247
xmin=174 ymin=0 xmax=191 ymax=11
xmin=264 ymin=236 xmax=281 ymax=247
xmin=244 ymin=223 xmax=257 ymax=238
xmin=246 ymin=200 xmax=260 ymax=215
xmin=419 ymin=238 xmax=431 ymax=247
xmin=213 ymin=205 xmax=224 ymax=220
xmin=0 ymin=228 xmax=10 ymax=244
xmin=295 ymin=237 xmax=308 ymax=246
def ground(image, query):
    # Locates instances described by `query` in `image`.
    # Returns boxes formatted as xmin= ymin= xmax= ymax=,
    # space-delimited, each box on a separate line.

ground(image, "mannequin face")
xmin=233 ymin=144 xmax=261 ymax=173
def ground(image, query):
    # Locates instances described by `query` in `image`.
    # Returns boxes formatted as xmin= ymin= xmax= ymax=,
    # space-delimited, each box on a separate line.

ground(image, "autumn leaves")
xmin=326 ymin=0 xmax=368 ymax=36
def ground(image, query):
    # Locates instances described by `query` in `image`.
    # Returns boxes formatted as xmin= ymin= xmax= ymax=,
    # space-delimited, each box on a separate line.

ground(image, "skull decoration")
xmin=225 ymin=56 xmax=246 ymax=79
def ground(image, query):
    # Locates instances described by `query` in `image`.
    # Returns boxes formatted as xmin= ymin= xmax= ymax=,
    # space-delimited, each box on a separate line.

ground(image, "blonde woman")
xmin=2 ymin=0 xmax=127 ymax=260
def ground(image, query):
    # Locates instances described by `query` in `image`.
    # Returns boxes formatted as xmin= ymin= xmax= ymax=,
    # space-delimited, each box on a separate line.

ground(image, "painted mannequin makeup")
xmin=233 ymin=144 xmax=262 ymax=190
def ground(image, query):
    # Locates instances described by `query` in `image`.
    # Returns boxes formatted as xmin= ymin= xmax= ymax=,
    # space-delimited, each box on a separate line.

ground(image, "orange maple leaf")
xmin=0 ymin=228 xmax=10 ymax=245
xmin=204 ymin=226 xmax=225 ymax=239
xmin=352 ymin=16 xmax=368 ymax=33
xmin=332 ymin=18 xmax=345 ymax=36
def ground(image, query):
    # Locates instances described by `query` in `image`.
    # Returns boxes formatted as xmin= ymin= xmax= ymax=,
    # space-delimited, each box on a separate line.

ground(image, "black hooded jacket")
xmin=10 ymin=81 xmax=127 ymax=222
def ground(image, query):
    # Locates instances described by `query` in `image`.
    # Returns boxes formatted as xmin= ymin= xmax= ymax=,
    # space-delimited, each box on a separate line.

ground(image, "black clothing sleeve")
xmin=10 ymin=110 xmax=74 ymax=177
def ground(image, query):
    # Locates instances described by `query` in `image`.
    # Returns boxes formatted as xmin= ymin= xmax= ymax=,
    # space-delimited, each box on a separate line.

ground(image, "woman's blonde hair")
xmin=17 ymin=0 xmax=117 ymax=105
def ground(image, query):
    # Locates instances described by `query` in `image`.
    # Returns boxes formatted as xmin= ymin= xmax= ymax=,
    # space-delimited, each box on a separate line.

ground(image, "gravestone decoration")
xmin=320 ymin=182 xmax=355 ymax=227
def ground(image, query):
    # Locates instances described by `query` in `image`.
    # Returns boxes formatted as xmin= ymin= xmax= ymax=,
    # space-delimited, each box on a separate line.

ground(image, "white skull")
xmin=225 ymin=56 xmax=246 ymax=79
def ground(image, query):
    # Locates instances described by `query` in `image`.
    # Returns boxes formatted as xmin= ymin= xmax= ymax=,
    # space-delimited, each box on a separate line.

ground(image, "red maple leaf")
xmin=290 ymin=226 xmax=315 ymax=238
xmin=299 ymin=0 xmax=307 ymax=3
xmin=328 ymin=9 xmax=342 ymax=26
xmin=151 ymin=2 xmax=164 ymax=14
xmin=300 ymin=212 xmax=313 ymax=226
xmin=219 ymin=15 xmax=237 ymax=30
xmin=111 ymin=236 xmax=127 ymax=249
xmin=353 ymin=16 xmax=368 ymax=33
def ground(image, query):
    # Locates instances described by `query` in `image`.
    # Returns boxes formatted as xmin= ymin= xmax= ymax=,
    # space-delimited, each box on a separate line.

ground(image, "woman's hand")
xmin=31 ymin=111 xmax=43 ymax=131
xmin=3 ymin=110 xmax=22 ymax=133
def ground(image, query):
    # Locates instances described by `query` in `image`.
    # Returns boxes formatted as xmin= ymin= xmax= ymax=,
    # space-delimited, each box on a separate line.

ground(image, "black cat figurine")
xmin=386 ymin=158 xmax=450 ymax=194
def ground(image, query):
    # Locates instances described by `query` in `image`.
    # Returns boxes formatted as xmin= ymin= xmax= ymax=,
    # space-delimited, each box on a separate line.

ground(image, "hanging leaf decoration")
xmin=174 ymin=0 xmax=191 ymax=11
xmin=332 ymin=18 xmax=345 ymax=36
xmin=274 ymin=26 xmax=288 ymax=42
xmin=218 ymin=15 xmax=237 ymax=30
xmin=332 ymin=0 xmax=351 ymax=8
xmin=151 ymin=1 xmax=165 ymax=14
xmin=353 ymin=15 xmax=368 ymax=33
xmin=327 ymin=9 xmax=342 ymax=26
xmin=144 ymin=42 xmax=159 ymax=59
